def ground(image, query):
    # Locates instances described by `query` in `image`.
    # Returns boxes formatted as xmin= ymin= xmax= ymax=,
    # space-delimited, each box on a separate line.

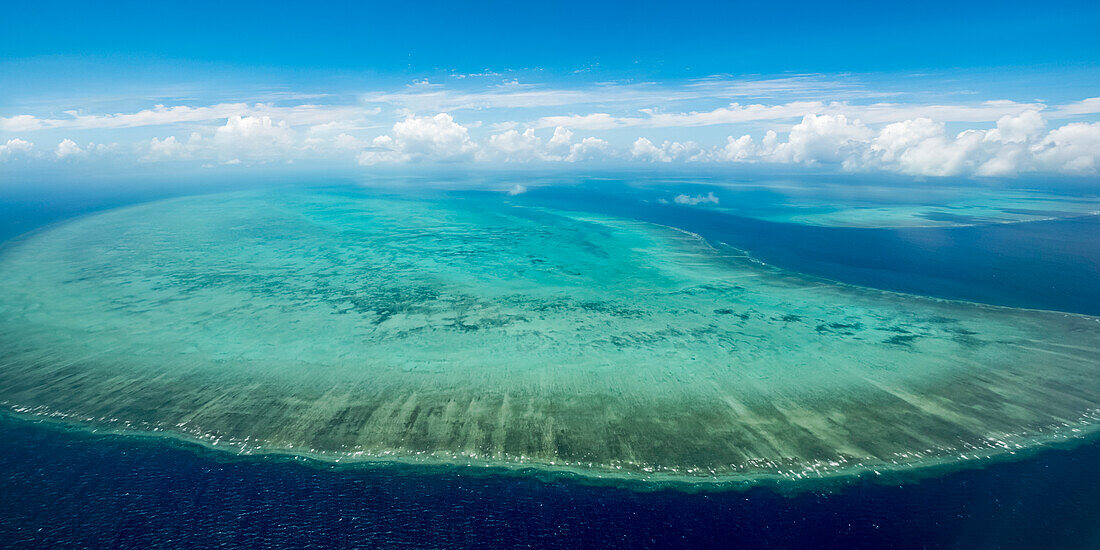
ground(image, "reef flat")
xmin=0 ymin=189 xmax=1097 ymax=483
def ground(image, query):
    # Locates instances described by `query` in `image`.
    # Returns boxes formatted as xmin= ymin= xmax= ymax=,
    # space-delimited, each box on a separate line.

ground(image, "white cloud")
xmin=867 ymin=118 xmax=973 ymax=176
xmin=1050 ymin=97 xmax=1100 ymax=118
xmin=2 ymin=79 xmax=1097 ymax=177
xmin=975 ymin=145 xmax=1026 ymax=177
xmin=632 ymin=137 xmax=669 ymax=162
xmin=723 ymin=110 xmax=1099 ymax=177
xmin=860 ymin=110 xmax=1053 ymax=177
xmin=533 ymin=99 xmax=1055 ymax=131
xmin=0 ymin=103 xmax=371 ymax=132
xmin=632 ymin=138 xmax=709 ymax=162
xmin=52 ymin=139 xmax=118 ymax=160
xmin=481 ymin=128 xmax=545 ymax=162
xmin=0 ymin=115 xmax=45 ymax=132
xmin=0 ymin=138 xmax=33 ymax=160
xmin=1032 ymin=121 xmax=1100 ymax=174
xmin=544 ymin=126 xmax=611 ymax=162
xmin=477 ymin=125 xmax=609 ymax=162
xmin=984 ymin=110 xmax=1045 ymax=144
xmin=358 ymin=113 xmax=476 ymax=164
xmin=0 ymin=79 xmax=1091 ymax=147
xmin=363 ymin=82 xmax=710 ymax=113
xmin=215 ymin=115 xmax=294 ymax=150
xmin=770 ymin=114 xmax=872 ymax=165
xmin=145 ymin=135 xmax=193 ymax=161
xmin=506 ymin=184 xmax=527 ymax=195
xmin=540 ymin=102 xmax=824 ymax=130
xmin=143 ymin=117 xmax=299 ymax=162
xmin=835 ymin=100 xmax=1047 ymax=125
xmin=547 ymin=126 xmax=573 ymax=155
xmin=674 ymin=192 xmax=719 ymax=205
xmin=27 ymin=105 xmax=1100 ymax=177
xmin=714 ymin=134 xmax=757 ymax=162
xmin=621 ymin=109 xmax=1100 ymax=177
xmin=633 ymin=138 xmax=705 ymax=162
xmin=869 ymin=118 xmax=944 ymax=163
xmin=55 ymin=138 xmax=85 ymax=159
xmin=538 ymin=112 xmax=625 ymax=131
xmin=306 ymin=117 xmax=376 ymax=136
xmin=565 ymin=136 xmax=609 ymax=162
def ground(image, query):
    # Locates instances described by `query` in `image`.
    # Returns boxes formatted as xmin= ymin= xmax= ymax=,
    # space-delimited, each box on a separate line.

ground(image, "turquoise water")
xmin=715 ymin=186 xmax=1100 ymax=227
xmin=0 ymin=187 xmax=1097 ymax=483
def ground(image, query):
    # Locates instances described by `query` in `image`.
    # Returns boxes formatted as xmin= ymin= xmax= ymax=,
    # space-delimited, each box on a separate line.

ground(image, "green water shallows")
xmin=0 ymin=190 xmax=1097 ymax=483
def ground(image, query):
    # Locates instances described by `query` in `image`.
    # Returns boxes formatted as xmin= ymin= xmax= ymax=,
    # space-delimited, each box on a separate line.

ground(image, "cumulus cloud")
xmin=145 ymin=135 xmax=195 ymax=161
xmin=481 ymin=128 xmax=545 ymax=162
xmin=142 ymin=116 xmax=300 ymax=162
xmin=358 ymin=113 xmax=476 ymax=164
xmin=771 ymin=114 xmax=872 ymax=165
xmin=547 ymin=126 xmax=573 ymax=155
xmin=635 ymin=110 xmax=1100 ymax=177
xmin=985 ymin=110 xmax=1046 ymax=144
xmin=714 ymin=135 xmax=757 ymax=161
xmin=0 ymin=138 xmax=33 ymax=160
xmin=4 ymin=83 xmax=1097 ymax=177
xmin=55 ymin=138 xmax=85 ymax=159
xmin=477 ymin=125 xmax=608 ymax=162
xmin=856 ymin=110 xmax=1067 ymax=176
xmin=214 ymin=115 xmax=294 ymax=153
xmin=674 ymin=192 xmax=719 ymax=205
xmin=50 ymin=139 xmax=118 ymax=160
xmin=866 ymin=118 xmax=970 ymax=176
xmin=631 ymin=138 xmax=676 ymax=162
xmin=565 ymin=136 xmax=609 ymax=162
xmin=2 ymin=79 xmax=1079 ymax=141
xmin=1032 ymin=121 xmax=1100 ymax=174
xmin=631 ymin=138 xmax=668 ymax=162
xmin=631 ymin=138 xmax=710 ymax=162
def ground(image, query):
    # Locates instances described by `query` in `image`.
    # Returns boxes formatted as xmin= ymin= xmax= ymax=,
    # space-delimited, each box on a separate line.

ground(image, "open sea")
xmin=2 ymin=414 xmax=1099 ymax=549
xmin=1 ymin=173 xmax=1098 ymax=549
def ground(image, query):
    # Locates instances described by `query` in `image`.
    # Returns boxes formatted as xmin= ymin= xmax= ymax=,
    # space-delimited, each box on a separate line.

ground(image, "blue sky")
xmin=1 ymin=0 xmax=1098 ymax=178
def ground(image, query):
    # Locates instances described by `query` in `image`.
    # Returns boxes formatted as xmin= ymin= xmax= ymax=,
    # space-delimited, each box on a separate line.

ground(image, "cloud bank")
xmin=2 ymin=77 xmax=1098 ymax=177
xmin=623 ymin=111 xmax=1100 ymax=176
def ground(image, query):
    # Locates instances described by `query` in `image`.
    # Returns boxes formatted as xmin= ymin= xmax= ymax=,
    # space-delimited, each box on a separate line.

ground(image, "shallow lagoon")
xmin=0 ymin=188 xmax=1098 ymax=483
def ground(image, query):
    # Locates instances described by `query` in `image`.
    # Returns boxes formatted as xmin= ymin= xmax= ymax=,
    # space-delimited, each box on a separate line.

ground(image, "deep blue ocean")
xmin=1 ymin=174 xmax=1099 ymax=548
xmin=2 ymin=415 xmax=1099 ymax=549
